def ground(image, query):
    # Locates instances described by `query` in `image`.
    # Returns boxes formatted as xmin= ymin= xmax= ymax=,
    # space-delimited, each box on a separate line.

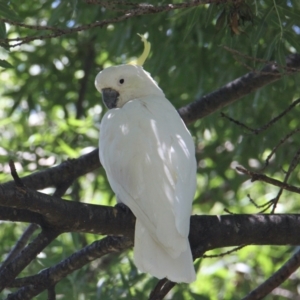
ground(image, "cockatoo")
xmin=95 ymin=35 xmax=197 ymax=283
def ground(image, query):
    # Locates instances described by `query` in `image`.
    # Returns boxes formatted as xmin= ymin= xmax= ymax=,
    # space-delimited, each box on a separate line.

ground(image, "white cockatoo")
xmin=95 ymin=35 xmax=197 ymax=283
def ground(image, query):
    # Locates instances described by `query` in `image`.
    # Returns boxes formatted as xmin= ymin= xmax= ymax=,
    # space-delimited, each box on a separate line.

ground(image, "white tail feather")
xmin=133 ymin=220 xmax=196 ymax=283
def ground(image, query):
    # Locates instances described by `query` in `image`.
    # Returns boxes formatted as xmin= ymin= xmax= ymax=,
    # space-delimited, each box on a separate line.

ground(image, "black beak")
xmin=101 ymin=88 xmax=119 ymax=109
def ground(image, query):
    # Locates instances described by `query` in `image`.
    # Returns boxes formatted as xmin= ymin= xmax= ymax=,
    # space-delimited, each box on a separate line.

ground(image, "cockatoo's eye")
xmin=119 ymin=79 xmax=125 ymax=84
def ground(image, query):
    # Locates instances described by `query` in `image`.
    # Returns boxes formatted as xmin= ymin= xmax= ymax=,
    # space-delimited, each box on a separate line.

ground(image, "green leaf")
xmin=263 ymin=33 xmax=278 ymax=61
xmin=0 ymin=21 xmax=6 ymax=38
xmin=0 ymin=1 xmax=21 ymax=21
xmin=48 ymin=1 xmax=72 ymax=26
xmin=275 ymin=39 xmax=288 ymax=89
xmin=252 ymin=6 xmax=274 ymax=45
xmin=275 ymin=39 xmax=286 ymax=72
xmin=204 ymin=4 xmax=218 ymax=28
xmin=0 ymin=59 xmax=12 ymax=68
xmin=57 ymin=138 xmax=78 ymax=158
xmin=285 ymin=31 xmax=300 ymax=54
xmin=216 ymin=9 xmax=227 ymax=31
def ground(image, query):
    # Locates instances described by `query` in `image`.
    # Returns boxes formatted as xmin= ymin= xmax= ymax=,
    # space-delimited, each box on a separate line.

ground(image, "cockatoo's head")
xmin=95 ymin=34 xmax=164 ymax=109
xmin=95 ymin=64 xmax=164 ymax=109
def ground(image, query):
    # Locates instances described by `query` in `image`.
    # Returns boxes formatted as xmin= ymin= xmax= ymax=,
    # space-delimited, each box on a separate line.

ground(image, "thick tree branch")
xmin=0 ymin=185 xmax=135 ymax=237
xmin=0 ymin=229 xmax=59 ymax=292
xmin=2 ymin=180 xmax=300 ymax=247
xmin=3 ymin=213 xmax=300 ymax=299
xmin=0 ymin=207 xmax=43 ymax=225
xmin=6 ymin=236 xmax=132 ymax=300
xmin=178 ymin=54 xmax=300 ymax=124
xmin=1 ymin=182 xmax=300 ymax=249
xmin=1 ymin=180 xmax=300 ymax=298
xmin=0 ymin=224 xmax=39 ymax=269
xmin=0 ymin=170 xmax=73 ymax=275
xmin=150 ymin=280 xmax=176 ymax=300
xmin=189 ymin=214 xmax=300 ymax=251
xmin=47 ymin=285 xmax=56 ymax=300
xmin=1 ymin=148 xmax=100 ymax=191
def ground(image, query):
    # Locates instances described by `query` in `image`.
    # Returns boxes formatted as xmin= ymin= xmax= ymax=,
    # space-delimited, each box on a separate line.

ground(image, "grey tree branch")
xmin=1 ymin=148 xmax=100 ymax=191
xmin=2 ymin=213 xmax=300 ymax=299
xmin=0 ymin=207 xmax=43 ymax=225
xmin=178 ymin=54 xmax=300 ymax=124
xmin=0 ymin=185 xmax=135 ymax=237
xmin=1 ymin=158 xmax=300 ymax=297
xmin=6 ymin=236 xmax=132 ymax=300
xmin=0 ymin=170 xmax=74 ymax=278
xmin=2 ymin=183 xmax=300 ymax=248
xmin=0 ymin=224 xmax=39 ymax=269
xmin=0 ymin=229 xmax=60 ymax=292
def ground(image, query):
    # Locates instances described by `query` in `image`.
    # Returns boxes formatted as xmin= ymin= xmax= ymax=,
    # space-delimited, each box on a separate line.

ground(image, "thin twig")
xmin=203 ymin=244 xmax=247 ymax=258
xmin=247 ymin=194 xmax=275 ymax=213
xmin=262 ymin=127 xmax=300 ymax=170
xmin=223 ymin=46 xmax=273 ymax=65
xmin=0 ymin=0 xmax=221 ymax=48
xmin=258 ymin=201 xmax=275 ymax=213
xmin=236 ymin=166 xmax=300 ymax=194
xmin=256 ymin=98 xmax=300 ymax=134
xmin=242 ymin=247 xmax=300 ymax=300
xmin=223 ymin=46 xmax=299 ymax=74
xmin=271 ymin=146 xmax=300 ymax=213
xmin=224 ymin=208 xmax=235 ymax=214
xmin=85 ymin=0 xmax=140 ymax=10
xmin=221 ymin=112 xmax=256 ymax=133
xmin=8 ymin=160 xmax=25 ymax=188
xmin=232 ymin=55 xmax=255 ymax=72
xmin=85 ymin=0 xmax=141 ymax=6
xmin=221 ymin=98 xmax=300 ymax=136
xmin=247 ymin=194 xmax=269 ymax=209
xmin=0 ymin=18 xmax=65 ymax=32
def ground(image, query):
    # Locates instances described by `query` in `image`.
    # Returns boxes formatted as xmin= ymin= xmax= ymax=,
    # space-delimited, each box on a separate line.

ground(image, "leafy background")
xmin=1 ymin=0 xmax=300 ymax=299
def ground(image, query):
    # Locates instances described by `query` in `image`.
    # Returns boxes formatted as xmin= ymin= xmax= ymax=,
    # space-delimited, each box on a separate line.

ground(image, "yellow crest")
xmin=128 ymin=34 xmax=151 ymax=66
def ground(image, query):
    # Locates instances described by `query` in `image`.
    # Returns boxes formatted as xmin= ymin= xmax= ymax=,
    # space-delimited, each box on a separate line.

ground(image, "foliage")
xmin=1 ymin=0 xmax=300 ymax=299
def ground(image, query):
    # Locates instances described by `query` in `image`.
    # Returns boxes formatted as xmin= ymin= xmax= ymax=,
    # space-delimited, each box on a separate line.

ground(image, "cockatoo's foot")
xmin=114 ymin=202 xmax=132 ymax=214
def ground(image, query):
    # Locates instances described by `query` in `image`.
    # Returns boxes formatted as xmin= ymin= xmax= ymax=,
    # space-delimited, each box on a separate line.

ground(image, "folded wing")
xmin=99 ymin=96 xmax=196 ymax=282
